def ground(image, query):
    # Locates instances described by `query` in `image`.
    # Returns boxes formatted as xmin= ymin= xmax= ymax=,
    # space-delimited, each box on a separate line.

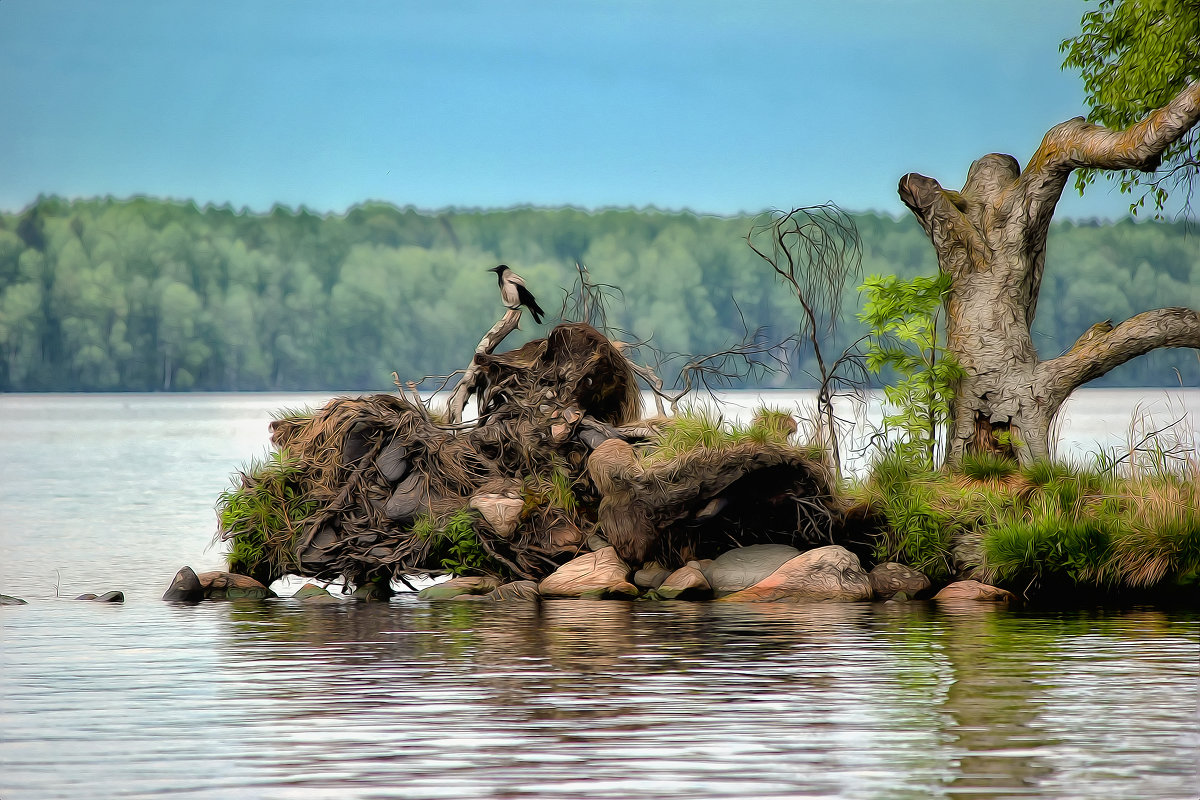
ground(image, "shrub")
xmin=216 ymin=449 xmax=317 ymax=584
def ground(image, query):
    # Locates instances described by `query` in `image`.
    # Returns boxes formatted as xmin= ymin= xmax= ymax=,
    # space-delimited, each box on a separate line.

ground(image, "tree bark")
xmin=900 ymin=81 xmax=1200 ymax=466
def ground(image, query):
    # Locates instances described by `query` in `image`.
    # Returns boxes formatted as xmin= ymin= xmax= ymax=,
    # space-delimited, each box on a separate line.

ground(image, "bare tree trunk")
xmin=900 ymin=82 xmax=1200 ymax=466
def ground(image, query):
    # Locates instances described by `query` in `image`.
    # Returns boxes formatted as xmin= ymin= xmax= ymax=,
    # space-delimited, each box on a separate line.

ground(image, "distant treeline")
xmin=0 ymin=196 xmax=1197 ymax=392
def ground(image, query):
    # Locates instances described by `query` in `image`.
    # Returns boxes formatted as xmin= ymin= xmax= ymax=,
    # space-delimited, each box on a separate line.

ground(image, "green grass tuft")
xmin=216 ymin=449 xmax=317 ymax=585
xmin=960 ymin=451 xmax=1018 ymax=481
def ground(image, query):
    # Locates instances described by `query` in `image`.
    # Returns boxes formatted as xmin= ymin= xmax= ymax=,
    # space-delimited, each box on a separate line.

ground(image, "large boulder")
xmin=868 ymin=562 xmax=931 ymax=600
xmin=933 ymin=580 xmax=1015 ymax=603
xmin=1 ymin=594 xmax=28 ymax=606
xmin=701 ymin=544 xmax=801 ymax=597
xmin=720 ymin=545 xmax=872 ymax=603
xmin=418 ymin=575 xmax=500 ymax=600
xmin=198 ymin=571 xmax=275 ymax=600
xmin=538 ymin=546 xmax=638 ymax=599
xmin=162 ymin=567 xmax=204 ymax=602
xmin=649 ymin=565 xmax=711 ymax=600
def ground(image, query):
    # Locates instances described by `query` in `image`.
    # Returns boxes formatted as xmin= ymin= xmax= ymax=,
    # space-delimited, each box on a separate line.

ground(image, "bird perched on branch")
xmin=488 ymin=264 xmax=545 ymax=324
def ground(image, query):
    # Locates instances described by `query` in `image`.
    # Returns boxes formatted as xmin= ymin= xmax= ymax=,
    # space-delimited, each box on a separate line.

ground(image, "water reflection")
xmin=195 ymin=601 xmax=1197 ymax=799
xmin=2 ymin=600 xmax=1195 ymax=799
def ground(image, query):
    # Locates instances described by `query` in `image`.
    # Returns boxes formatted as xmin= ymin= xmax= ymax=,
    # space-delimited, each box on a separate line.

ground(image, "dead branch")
xmin=446 ymin=308 xmax=523 ymax=424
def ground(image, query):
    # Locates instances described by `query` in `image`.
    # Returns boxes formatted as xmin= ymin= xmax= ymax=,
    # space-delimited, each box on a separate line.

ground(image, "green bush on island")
xmin=853 ymin=445 xmax=1200 ymax=599
xmin=215 ymin=449 xmax=316 ymax=585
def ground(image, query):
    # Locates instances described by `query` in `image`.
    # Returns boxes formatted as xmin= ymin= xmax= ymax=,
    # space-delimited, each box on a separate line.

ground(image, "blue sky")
xmin=0 ymin=0 xmax=1174 ymax=218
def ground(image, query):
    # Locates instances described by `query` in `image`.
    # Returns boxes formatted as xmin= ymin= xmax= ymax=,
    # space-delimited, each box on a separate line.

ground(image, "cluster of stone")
xmin=157 ymin=543 xmax=1014 ymax=605
xmin=414 ymin=541 xmax=1013 ymax=605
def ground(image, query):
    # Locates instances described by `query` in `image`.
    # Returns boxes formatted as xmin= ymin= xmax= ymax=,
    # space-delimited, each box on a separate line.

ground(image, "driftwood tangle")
xmin=254 ymin=316 xmax=843 ymax=589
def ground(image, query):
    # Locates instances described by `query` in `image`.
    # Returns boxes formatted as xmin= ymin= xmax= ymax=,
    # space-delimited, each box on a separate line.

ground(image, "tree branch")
xmin=446 ymin=308 xmax=523 ymax=424
xmin=1016 ymin=82 xmax=1200 ymax=233
xmin=898 ymin=173 xmax=987 ymax=278
xmin=1037 ymin=307 xmax=1200 ymax=404
xmin=1029 ymin=81 xmax=1200 ymax=177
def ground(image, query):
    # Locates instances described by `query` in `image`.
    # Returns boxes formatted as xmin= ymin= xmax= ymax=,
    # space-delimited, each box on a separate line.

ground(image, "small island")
xmin=176 ymin=80 xmax=1200 ymax=610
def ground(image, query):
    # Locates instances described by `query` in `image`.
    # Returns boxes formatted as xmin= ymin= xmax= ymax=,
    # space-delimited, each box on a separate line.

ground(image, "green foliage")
xmin=1021 ymin=458 xmax=1076 ymax=487
xmin=414 ymin=509 xmax=494 ymax=577
xmin=216 ymin=449 xmax=316 ymax=584
xmin=863 ymin=456 xmax=1200 ymax=595
xmin=960 ymin=451 xmax=1019 ymax=481
xmin=862 ymin=453 xmax=959 ymax=581
xmin=858 ymin=272 xmax=964 ymax=468
xmin=983 ymin=500 xmax=1117 ymax=589
xmin=1061 ymin=0 xmax=1200 ymax=214
xmin=0 ymin=198 xmax=1197 ymax=392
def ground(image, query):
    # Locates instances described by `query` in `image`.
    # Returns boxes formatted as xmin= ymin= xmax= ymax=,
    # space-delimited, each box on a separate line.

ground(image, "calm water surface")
xmin=2 ymin=391 xmax=1198 ymax=799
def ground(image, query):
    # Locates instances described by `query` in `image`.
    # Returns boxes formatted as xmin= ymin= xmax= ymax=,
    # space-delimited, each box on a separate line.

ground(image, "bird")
xmin=488 ymin=264 xmax=545 ymax=324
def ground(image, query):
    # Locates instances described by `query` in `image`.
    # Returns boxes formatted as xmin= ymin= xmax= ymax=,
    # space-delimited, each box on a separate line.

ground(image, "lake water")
xmin=1 ymin=390 xmax=1198 ymax=799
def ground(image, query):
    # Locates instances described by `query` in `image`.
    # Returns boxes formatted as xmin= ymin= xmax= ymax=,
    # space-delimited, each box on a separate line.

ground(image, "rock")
xmin=418 ymin=576 xmax=500 ymax=600
xmin=469 ymin=493 xmax=525 ymax=538
xmin=933 ymin=580 xmax=1015 ymax=603
xmin=486 ymin=580 xmax=542 ymax=601
xmin=586 ymin=533 xmax=611 ymax=552
xmin=650 ymin=566 xmax=711 ymax=600
xmin=74 ymin=593 xmax=97 ymax=600
xmin=384 ymin=471 xmax=428 ymax=521
xmin=376 ymin=439 xmax=409 ymax=482
xmin=1 ymin=594 xmax=28 ymax=606
xmin=94 ymin=591 xmax=125 ymax=603
xmin=198 ymin=571 xmax=274 ymax=600
xmin=162 ymin=566 xmax=204 ymax=602
xmin=351 ymin=581 xmax=393 ymax=602
xmin=341 ymin=421 xmax=373 ymax=465
xmin=633 ymin=562 xmax=670 ymax=589
xmin=292 ymin=583 xmax=340 ymax=603
xmin=721 ymin=545 xmax=873 ymax=603
xmin=868 ymin=562 xmax=931 ymax=600
xmin=686 ymin=559 xmax=713 ymax=572
xmin=701 ymin=544 xmax=801 ymax=597
xmin=299 ymin=525 xmax=339 ymax=569
xmin=548 ymin=522 xmax=586 ymax=551
xmin=539 ymin=546 xmax=638 ymax=599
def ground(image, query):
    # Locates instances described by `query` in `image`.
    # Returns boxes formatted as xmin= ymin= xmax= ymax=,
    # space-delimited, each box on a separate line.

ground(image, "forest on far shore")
xmin=0 ymin=195 xmax=1197 ymax=392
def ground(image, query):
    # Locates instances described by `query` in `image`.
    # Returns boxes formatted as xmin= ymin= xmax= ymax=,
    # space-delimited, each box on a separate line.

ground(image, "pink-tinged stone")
xmin=933 ymin=580 xmax=1015 ymax=602
xmin=720 ymin=545 xmax=872 ymax=603
xmin=653 ymin=566 xmax=711 ymax=600
xmin=539 ymin=546 xmax=638 ymax=599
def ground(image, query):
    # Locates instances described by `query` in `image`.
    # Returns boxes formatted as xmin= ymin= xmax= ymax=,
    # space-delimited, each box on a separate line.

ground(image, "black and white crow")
xmin=488 ymin=264 xmax=545 ymax=324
